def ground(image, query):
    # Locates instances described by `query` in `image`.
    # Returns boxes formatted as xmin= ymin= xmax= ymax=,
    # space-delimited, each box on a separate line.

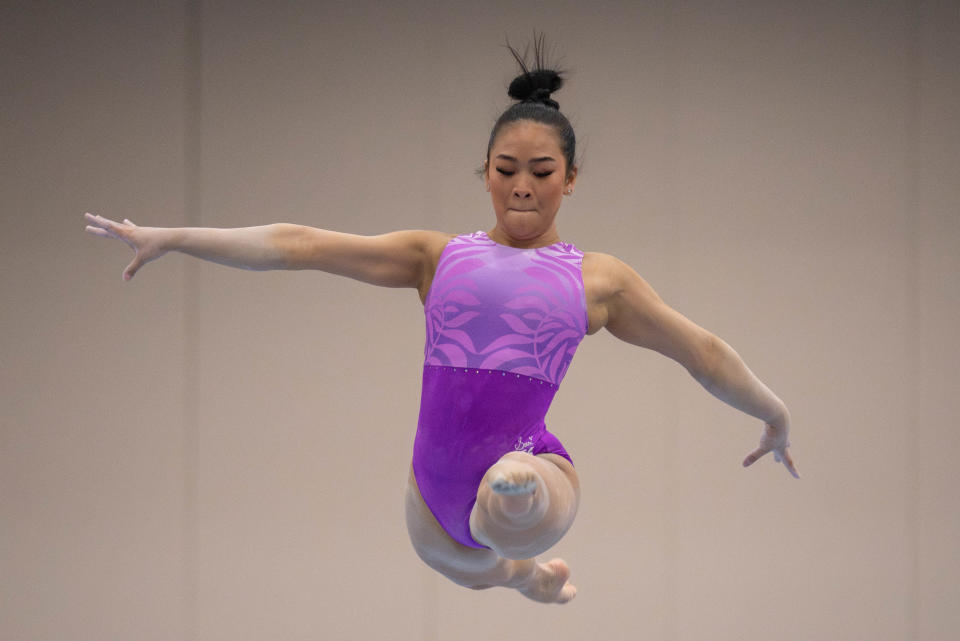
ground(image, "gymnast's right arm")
xmin=83 ymin=212 xmax=444 ymax=289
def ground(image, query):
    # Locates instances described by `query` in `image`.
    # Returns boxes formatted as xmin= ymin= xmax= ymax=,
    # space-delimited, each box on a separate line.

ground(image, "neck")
xmin=486 ymin=226 xmax=561 ymax=249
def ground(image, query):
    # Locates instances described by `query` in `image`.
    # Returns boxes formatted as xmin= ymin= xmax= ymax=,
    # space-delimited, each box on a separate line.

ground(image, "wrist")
xmin=767 ymin=404 xmax=790 ymax=428
xmin=160 ymin=227 xmax=187 ymax=253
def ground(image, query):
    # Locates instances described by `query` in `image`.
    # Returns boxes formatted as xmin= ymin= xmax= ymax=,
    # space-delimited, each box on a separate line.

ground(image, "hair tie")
xmin=527 ymin=87 xmax=559 ymax=110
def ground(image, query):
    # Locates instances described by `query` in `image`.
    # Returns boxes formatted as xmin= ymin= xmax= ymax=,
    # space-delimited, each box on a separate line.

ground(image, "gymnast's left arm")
xmin=584 ymin=252 xmax=799 ymax=479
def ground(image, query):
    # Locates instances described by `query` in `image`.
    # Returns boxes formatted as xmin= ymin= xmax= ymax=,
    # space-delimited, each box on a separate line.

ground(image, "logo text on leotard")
xmin=514 ymin=435 xmax=535 ymax=454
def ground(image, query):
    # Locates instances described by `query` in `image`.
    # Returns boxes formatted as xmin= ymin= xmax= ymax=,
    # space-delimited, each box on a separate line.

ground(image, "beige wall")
xmin=2 ymin=1 xmax=957 ymax=639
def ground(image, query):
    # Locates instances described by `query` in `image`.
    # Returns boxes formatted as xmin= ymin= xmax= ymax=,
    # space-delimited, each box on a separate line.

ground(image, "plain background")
xmin=2 ymin=1 xmax=958 ymax=640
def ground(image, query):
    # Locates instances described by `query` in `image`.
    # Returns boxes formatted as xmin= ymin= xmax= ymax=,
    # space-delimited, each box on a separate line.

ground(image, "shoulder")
xmin=420 ymin=230 xmax=458 ymax=259
xmin=581 ymin=251 xmax=641 ymax=298
xmin=380 ymin=229 xmax=456 ymax=260
xmin=582 ymin=251 xmax=626 ymax=274
xmin=388 ymin=229 xmax=456 ymax=248
xmin=421 ymin=230 xmax=459 ymax=245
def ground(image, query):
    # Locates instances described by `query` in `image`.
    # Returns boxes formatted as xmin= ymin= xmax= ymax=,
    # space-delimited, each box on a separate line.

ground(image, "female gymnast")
xmin=85 ymin=39 xmax=798 ymax=605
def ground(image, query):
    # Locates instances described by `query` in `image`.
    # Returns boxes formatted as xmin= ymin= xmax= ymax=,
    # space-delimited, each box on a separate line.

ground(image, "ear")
xmin=483 ymin=159 xmax=490 ymax=191
xmin=564 ymin=165 xmax=579 ymax=195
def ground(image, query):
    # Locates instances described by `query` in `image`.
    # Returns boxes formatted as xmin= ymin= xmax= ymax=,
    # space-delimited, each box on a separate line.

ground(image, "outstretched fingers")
xmin=85 ymin=211 xmax=113 ymax=228
xmin=84 ymin=212 xmax=146 ymax=280
xmin=123 ymin=256 xmax=143 ymax=281
xmin=779 ymin=447 xmax=800 ymax=479
xmin=742 ymin=445 xmax=800 ymax=479
xmin=742 ymin=447 xmax=766 ymax=469
xmin=84 ymin=225 xmax=113 ymax=238
xmin=85 ymin=212 xmax=119 ymax=238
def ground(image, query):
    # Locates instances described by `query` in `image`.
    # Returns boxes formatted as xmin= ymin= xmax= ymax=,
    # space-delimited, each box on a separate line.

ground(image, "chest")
xmin=427 ymin=240 xmax=586 ymax=323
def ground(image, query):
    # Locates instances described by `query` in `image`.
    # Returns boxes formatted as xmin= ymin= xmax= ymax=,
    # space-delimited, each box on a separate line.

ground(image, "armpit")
xmin=580 ymin=252 xmax=624 ymax=334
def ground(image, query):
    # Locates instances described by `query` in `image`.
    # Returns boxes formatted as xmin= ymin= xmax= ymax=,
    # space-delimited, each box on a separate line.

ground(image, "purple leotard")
xmin=412 ymin=231 xmax=588 ymax=549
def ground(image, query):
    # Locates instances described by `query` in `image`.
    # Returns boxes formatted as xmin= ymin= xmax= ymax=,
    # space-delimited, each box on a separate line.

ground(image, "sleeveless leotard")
xmin=412 ymin=230 xmax=588 ymax=548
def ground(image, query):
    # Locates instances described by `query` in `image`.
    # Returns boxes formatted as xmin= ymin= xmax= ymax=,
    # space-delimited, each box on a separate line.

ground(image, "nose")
xmin=512 ymin=183 xmax=532 ymax=199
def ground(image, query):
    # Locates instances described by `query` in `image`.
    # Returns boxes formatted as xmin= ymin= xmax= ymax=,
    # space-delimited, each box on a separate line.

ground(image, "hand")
xmin=84 ymin=212 xmax=168 ymax=280
xmin=742 ymin=420 xmax=799 ymax=479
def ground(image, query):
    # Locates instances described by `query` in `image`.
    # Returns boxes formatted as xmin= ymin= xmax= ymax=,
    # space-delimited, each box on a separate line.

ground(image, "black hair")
xmin=485 ymin=33 xmax=576 ymax=178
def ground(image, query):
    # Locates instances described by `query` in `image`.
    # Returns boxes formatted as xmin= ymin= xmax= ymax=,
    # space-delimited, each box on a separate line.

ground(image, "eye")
xmin=533 ymin=171 xmax=554 ymax=178
xmin=496 ymin=168 xmax=515 ymax=176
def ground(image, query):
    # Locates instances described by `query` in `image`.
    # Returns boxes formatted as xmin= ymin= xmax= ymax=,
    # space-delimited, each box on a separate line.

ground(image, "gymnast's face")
xmin=484 ymin=120 xmax=577 ymax=246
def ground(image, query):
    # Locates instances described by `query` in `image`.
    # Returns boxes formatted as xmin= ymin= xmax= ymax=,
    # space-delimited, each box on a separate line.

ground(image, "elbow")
xmin=687 ymin=332 xmax=723 ymax=384
xmin=266 ymin=223 xmax=303 ymax=270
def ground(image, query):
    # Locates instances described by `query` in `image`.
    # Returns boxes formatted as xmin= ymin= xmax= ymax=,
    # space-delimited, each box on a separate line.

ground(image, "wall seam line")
xmin=904 ymin=1 xmax=922 ymax=639
xmin=182 ymin=0 xmax=202 ymax=639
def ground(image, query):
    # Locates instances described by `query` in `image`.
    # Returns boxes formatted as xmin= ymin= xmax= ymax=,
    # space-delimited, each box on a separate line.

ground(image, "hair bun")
xmin=504 ymin=33 xmax=565 ymax=110
xmin=508 ymin=69 xmax=563 ymax=104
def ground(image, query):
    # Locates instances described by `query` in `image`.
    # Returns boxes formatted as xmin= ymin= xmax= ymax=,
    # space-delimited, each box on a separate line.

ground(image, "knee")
xmin=412 ymin=547 xmax=502 ymax=590
xmin=406 ymin=524 xmax=501 ymax=580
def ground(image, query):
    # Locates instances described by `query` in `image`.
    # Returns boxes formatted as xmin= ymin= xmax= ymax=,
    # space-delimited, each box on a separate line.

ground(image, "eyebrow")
xmin=495 ymin=154 xmax=557 ymax=163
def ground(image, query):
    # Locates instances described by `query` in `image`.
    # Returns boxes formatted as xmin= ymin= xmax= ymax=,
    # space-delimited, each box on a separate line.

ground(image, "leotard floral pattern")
xmin=424 ymin=231 xmax=587 ymax=385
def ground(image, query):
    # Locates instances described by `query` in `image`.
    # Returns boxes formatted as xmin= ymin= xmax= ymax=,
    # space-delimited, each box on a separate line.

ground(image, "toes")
xmin=490 ymin=475 xmax=537 ymax=495
xmin=486 ymin=460 xmax=539 ymax=496
xmin=547 ymin=559 xmax=570 ymax=581
xmin=557 ymin=583 xmax=577 ymax=604
xmin=545 ymin=558 xmax=573 ymax=602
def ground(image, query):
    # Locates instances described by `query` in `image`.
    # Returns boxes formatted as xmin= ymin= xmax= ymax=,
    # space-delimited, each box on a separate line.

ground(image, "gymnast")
xmin=85 ymin=37 xmax=798 ymax=605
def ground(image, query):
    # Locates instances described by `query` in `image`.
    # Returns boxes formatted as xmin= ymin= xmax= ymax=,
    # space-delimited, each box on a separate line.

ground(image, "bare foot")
xmin=518 ymin=558 xmax=577 ymax=604
xmin=480 ymin=456 xmax=549 ymax=524
xmin=487 ymin=457 xmax=539 ymax=496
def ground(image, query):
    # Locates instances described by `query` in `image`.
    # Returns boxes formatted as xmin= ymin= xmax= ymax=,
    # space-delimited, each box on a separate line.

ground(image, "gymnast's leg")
xmin=404 ymin=460 xmax=579 ymax=604
xmin=469 ymin=452 xmax=580 ymax=560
